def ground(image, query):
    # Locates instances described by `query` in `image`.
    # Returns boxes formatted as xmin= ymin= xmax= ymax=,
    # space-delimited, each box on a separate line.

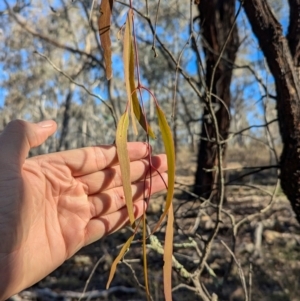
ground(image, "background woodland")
xmin=1 ymin=0 xmax=300 ymax=300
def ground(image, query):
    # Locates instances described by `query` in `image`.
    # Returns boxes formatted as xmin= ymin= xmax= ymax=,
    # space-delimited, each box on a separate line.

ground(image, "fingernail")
xmin=37 ymin=120 xmax=54 ymax=128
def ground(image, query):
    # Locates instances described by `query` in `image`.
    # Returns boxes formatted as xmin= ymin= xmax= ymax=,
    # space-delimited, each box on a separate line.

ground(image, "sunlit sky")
xmin=0 ymin=0 xmax=290 ymax=130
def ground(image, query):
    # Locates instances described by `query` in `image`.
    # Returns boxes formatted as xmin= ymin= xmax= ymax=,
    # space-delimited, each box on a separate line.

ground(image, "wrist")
xmin=0 ymin=252 xmax=25 ymax=300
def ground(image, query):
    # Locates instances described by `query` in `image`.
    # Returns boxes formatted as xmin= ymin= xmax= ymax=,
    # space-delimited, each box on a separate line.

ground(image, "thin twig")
xmin=234 ymin=178 xmax=280 ymax=234
xmin=151 ymin=0 xmax=161 ymax=57
xmin=4 ymin=0 xmax=104 ymax=68
xmin=172 ymin=283 xmax=197 ymax=293
xmin=145 ymin=0 xmax=149 ymax=16
xmin=89 ymin=0 xmax=96 ymax=23
xmin=193 ymin=2 xmax=243 ymax=283
xmin=249 ymin=262 xmax=252 ymax=301
xmin=34 ymin=51 xmax=117 ymax=128
xmin=116 ymin=0 xmax=204 ymax=100
xmin=221 ymin=240 xmax=248 ymax=301
xmin=79 ymin=255 xmax=106 ymax=301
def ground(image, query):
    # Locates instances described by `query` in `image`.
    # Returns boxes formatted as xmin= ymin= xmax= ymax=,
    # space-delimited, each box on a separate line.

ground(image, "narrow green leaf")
xmin=106 ymin=234 xmax=135 ymax=289
xmin=116 ymin=111 xmax=136 ymax=228
xmin=152 ymin=104 xmax=175 ymax=233
xmin=98 ymin=0 xmax=114 ymax=80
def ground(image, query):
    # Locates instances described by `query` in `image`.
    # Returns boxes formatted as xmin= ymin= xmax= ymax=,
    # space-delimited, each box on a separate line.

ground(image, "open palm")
xmin=0 ymin=120 xmax=167 ymax=300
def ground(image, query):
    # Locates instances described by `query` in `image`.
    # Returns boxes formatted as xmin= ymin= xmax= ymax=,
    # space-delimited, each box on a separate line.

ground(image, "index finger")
xmin=34 ymin=142 xmax=151 ymax=176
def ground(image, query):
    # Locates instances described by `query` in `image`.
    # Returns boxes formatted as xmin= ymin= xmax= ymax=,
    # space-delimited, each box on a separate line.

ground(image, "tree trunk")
xmin=243 ymin=0 xmax=300 ymax=223
xmin=194 ymin=0 xmax=239 ymax=197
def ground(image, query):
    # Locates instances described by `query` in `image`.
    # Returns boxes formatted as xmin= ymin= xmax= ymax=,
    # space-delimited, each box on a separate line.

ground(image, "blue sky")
xmin=0 ymin=0 xmax=290 ymax=131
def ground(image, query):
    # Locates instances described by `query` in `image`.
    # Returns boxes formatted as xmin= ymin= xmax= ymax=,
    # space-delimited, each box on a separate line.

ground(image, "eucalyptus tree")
xmin=242 ymin=0 xmax=300 ymax=223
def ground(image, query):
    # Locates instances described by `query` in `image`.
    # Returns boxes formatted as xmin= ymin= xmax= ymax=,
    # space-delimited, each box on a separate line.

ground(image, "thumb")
xmin=0 ymin=119 xmax=57 ymax=167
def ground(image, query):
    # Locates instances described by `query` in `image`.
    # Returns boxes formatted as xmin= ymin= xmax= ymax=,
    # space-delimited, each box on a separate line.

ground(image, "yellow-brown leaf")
xmin=99 ymin=0 xmax=113 ymax=80
xmin=152 ymin=104 xmax=175 ymax=233
xmin=129 ymin=47 xmax=156 ymax=139
xmin=124 ymin=9 xmax=138 ymax=135
xmin=115 ymin=111 xmax=136 ymax=228
xmin=152 ymin=104 xmax=175 ymax=300
xmin=163 ymin=203 xmax=174 ymax=301
xmin=124 ymin=9 xmax=155 ymax=139
xmin=106 ymin=234 xmax=135 ymax=289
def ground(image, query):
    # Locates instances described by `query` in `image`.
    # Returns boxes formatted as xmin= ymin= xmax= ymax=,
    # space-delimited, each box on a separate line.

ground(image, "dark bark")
xmin=194 ymin=0 xmax=239 ymax=197
xmin=58 ymin=90 xmax=73 ymax=151
xmin=287 ymin=0 xmax=300 ymax=66
xmin=243 ymin=0 xmax=300 ymax=223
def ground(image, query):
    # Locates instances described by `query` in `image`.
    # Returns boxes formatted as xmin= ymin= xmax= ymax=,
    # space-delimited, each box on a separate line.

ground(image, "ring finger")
xmin=88 ymin=172 xmax=167 ymax=217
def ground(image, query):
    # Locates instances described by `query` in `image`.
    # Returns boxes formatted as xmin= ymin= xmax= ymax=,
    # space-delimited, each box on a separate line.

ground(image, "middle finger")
xmin=77 ymin=154 xmax=167 ymax=195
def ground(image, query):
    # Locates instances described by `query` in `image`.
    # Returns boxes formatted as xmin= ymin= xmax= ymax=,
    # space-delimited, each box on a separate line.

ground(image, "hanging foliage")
xmin=99 ymin=3 xmax=175 ymax=300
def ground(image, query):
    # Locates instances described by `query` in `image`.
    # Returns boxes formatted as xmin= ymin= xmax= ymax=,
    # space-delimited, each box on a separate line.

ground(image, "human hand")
xmin=0 ymin=120 xmax=167 ymax=300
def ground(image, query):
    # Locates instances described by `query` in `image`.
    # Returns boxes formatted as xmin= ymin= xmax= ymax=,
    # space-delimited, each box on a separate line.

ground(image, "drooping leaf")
xmin=163 ymin=203 xmax=174 ymax=301
xmin=124 ymin=9 xmax=156 ymax=139
xmin=130 ymin=62 xmax=156 ymax=139
xmin=123 ymin=9 xmax=138 ymax=135
xmin=151 ymin=104 xmax=175 ymax=300
xmin=106 ymin=234 xmax=135 ymax=289
xmin=115 ymin=111 xmax=136 ymax=228
xmin=152 ymin=104 xmax=175 ymax=233
xmin=98 ymin=0 xmax=114 ymax=80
